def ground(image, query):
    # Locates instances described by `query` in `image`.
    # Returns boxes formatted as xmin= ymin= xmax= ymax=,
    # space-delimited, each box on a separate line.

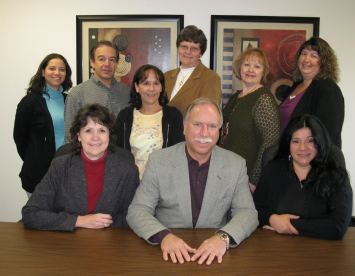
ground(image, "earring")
xmin=288 ymin=155 xmax=291 ymax=161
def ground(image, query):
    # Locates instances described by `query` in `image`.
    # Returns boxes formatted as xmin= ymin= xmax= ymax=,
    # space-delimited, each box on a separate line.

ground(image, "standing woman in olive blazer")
xmin=14 ymin=54 xmax=73 ymax=196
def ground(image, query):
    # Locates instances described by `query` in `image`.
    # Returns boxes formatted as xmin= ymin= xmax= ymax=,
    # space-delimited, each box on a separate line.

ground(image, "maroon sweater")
xmin=81 ymin=148 xmax=107 ymax=214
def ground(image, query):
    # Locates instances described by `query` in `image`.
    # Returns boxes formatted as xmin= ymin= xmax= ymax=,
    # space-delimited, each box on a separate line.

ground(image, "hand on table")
xmin=191 ymin=235 xmax=227 ymax=265
xmin=267 ymin=214 xmax=299 ymax=235
xmin=161 ymin=233 xmax=196 ymax=264
xmin=75 ymin=213 xmax=113 ymax=229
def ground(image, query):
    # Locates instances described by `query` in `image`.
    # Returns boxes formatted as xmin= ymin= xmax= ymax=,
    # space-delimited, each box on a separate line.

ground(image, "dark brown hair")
xmin=70 ymin=104 xmax=117 ymax=153
xmin=129 ymin=64 xmax=168 ymax=109
xmin=176 ymin=25 xmax=207 ymax=56
xmin=89 ymin=40 xmax=120 ymax=62
xmin=293 ymin=37 xmax=340 ymax=83
xmin=27 ymin=53 xmax=72 ymax=95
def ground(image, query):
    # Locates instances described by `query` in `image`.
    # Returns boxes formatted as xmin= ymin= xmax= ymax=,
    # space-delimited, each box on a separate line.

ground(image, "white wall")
xmin=1 ymin=0 xmax=354 ymax=222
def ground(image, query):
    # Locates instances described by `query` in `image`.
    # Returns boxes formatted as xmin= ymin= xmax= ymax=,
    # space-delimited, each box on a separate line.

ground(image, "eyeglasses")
xmin=179 ymin=45 xmax=200 ymax=53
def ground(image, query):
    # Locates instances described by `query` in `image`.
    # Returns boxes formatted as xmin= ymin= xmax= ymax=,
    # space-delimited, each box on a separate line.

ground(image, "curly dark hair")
xmin=89 ymin=40 xmax=120 ymax=62
xmin=69 ymin=104 xmax=117 ymax=154
xmin=129 ymin=64 xmax=168 ymax=109
xmin=293 ymin=37 xmax=340 ymax=83
xmin=176 ymin=25 xmax=207 ymax=56
xmin=26 ymin=54 xmax=72 ymax=95
xmin=233 ymin=48 xmax=274 ymax=85
xmin=276 ymin=114 xmax=348 ymax=202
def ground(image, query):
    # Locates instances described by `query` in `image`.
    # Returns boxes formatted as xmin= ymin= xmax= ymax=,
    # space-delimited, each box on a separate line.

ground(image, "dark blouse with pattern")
xmin=220 ymin=87 xmax=280 ymax=185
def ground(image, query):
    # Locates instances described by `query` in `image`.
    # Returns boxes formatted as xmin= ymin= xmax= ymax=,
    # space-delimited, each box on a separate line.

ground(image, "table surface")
xmin=1 ymin=222 xmax=354 ymax=275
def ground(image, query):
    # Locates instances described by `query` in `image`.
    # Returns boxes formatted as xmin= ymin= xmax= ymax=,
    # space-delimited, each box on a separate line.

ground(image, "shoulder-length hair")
xmin=276 ymin=114 xmax=348 ymax=202
xmin=233 ymin=48 xmax=274 ymax=85
xmin=69 ymin=104 xmax=117 ymax=154
xmin=293 ymin=37 xmax=340 ymax=83
xmin=26 ymin=53 xmax=73 ymax=95
xmin=129 ymin=64 xmax=168 ymax=110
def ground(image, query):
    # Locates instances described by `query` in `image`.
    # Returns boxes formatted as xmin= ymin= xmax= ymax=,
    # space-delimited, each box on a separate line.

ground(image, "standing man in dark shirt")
xmin=127 ymin=97 xmax=258 ymax=265
xmin=64 ymin=41 xmax=130 ymax=141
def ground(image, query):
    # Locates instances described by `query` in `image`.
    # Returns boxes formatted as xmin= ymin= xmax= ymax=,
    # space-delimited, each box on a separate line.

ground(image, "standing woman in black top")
xmin=279 ymin=37 xmax=344 ymax=148
xmin=14 ymin=54 xmax=72 ymax=197
xmin=116 ymin=64 xmax=184 ymax=179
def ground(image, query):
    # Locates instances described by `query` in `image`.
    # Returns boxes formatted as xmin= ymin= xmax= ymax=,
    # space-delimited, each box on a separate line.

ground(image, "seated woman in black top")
xmin=254 ymin=114 xmax=352 ymax=239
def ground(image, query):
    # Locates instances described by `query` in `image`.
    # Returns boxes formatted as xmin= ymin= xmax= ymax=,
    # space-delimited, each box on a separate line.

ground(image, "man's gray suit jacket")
xmin=127 ymin=142 xmax=258 ymax=247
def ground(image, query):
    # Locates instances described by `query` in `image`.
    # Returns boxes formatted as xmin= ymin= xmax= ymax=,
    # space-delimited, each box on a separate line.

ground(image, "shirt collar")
xmin=185 ymin=146 xmax=211 ymax=168
xmin=90 ymin=74 xmax=117 ymax=87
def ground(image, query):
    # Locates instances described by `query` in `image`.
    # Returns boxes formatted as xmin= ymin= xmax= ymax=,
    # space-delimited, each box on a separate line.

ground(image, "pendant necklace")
xmin=178 ymin=70 xmax=193 ymax=89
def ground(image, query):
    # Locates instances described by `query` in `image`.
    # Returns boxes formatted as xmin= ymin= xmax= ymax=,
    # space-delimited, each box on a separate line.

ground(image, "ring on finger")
xmin=210 ymin=252 xmax=215 ymax=256
xmin=102 ymin=223 xmax=105 ymax=228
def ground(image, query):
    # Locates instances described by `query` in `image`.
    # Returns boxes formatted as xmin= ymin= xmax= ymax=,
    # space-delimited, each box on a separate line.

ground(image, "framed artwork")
xmin=210 ymin=15 xmax=320 ymax=105
xmin=76 ymin=15 xmax=184 ymax=88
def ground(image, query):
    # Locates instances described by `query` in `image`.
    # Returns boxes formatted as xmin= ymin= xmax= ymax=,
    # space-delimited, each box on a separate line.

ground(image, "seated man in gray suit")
xmin=127 ymin=97 xmax=258 ymax=265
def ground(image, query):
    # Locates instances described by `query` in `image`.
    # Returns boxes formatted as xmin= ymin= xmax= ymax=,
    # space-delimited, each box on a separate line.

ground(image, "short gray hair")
xmin=184 ymin=97 xmax=223 ymax=128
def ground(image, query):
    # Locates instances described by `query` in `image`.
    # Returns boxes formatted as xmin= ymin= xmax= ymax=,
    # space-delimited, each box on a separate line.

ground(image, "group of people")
xmin=14 ymin=24 xmax=352 ymax=265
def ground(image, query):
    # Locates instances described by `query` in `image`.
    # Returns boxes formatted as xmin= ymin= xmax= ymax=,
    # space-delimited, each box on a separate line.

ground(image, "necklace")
xmin=239 ymin=84 xmax=262 ymax=98
xmin=178 ymin=70 xmax=193 ymax=89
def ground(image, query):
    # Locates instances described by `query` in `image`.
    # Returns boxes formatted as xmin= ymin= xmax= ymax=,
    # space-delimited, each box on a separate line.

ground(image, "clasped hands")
xmin=161 ymin=233 xmax=227 ymax=265
xmin=263 ymin=214 xmax=299 ymax=235
xmin=75 ymin=213 xmax=113 ymax=229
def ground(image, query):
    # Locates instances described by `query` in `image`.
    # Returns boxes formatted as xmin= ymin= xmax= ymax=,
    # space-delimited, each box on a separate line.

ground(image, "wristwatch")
xmin=215 ymin=232 xmax=230 ymax=250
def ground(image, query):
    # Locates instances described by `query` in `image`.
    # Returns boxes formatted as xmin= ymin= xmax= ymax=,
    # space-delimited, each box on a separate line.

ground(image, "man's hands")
xmin=191 ymin=235 xmax=227 ymax=265
xmin=75 ymin=213 xmax=113 ymax=229
xmin=161 ymin=233 xmax=227 ymax=265
xmin=161 ymin=233 xmax=196 ymax=264
xmin=265 ymin=214 xmax=299 ymax=235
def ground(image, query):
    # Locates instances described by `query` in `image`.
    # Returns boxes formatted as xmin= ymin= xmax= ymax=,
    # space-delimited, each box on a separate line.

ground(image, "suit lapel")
xmin=196 ymin=146 xmax=224 ymax=228
xmin=166 ymin=69 xmax=179 ymax=100
xmin=169 ymin=61 xmax=204 ymax=103
xmin=67 ymin=154 xmax=89 ymax=214
xmin=171 ymin=143 xmax=193 ymax=228
xmin=95 ymin=151 xmax=116 ymax=213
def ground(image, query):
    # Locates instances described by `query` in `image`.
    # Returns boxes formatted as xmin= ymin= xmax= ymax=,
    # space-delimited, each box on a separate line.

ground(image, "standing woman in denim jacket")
xmin=14 ymin=54 xmax=72 ymax=197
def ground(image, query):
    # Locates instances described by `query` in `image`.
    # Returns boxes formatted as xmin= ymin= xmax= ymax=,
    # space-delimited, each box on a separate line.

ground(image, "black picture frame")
xmin=76 ymin=14 xmax=184 ymax=86
xmin=210 ymin=15 xmax=319 ymax=105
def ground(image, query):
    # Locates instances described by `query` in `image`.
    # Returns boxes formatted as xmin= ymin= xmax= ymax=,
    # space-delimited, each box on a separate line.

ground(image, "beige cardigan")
xmin=164 ymin=61 xmax=222 ymax=117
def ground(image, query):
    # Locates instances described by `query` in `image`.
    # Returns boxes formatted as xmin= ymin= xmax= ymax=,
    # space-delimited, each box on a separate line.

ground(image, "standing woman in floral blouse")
xmin=219 ymin=48 xmax=280 ymax=192
xmin=116 ymin=64 xmax=184 ymax=179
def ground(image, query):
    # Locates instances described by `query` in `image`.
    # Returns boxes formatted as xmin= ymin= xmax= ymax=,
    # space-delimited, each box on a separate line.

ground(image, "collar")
xmin=90 ymin=74 xmax=117 ymax=87
xmin=185 ymin=145 xmax=211 ymax=168
xmin=43 ymin=84 xmax=64 ymax=99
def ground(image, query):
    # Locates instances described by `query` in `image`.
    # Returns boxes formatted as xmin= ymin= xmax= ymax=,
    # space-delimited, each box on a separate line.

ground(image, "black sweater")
xmin=254 ymin=151 xmax=352 ymax=240
xmin=13 ymin=92 xmax=66 ymax=193
xmin=283 ymin=78 xmax=344 ymax=148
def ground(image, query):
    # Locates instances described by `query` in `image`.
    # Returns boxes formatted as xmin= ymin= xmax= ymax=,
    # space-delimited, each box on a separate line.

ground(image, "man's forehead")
xmin=95 ymin=46 xmax=116 ymax=57
xmin=190 ymin=103 xmax=220 ymax=120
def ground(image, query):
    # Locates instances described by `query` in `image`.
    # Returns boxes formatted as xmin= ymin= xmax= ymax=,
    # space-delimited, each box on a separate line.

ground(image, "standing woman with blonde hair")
xmin=14 ymin=54 xmax=73 ymax=197
xmin=279 ymin=37 xmax=344 ymax=148
xmin=219 ymin=48 xmax=280 ymax=192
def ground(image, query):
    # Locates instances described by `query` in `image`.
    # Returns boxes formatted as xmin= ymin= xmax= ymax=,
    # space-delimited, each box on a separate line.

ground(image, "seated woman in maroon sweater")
xmin=22 ymin=104 xmax=139 ymax=231
xmin=254 ymin=114 xmax=352 ymax=240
